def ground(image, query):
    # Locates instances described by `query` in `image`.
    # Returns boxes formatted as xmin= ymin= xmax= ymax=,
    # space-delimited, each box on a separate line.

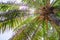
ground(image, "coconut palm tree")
xmin=0 ymin=0 xmax=60 ymax=40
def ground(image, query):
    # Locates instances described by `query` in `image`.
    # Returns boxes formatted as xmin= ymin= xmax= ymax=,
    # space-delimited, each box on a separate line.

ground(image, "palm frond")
xmin=0 ymin=4 xmax=19 ymax=11
xmin=22 ymin=0 xmax=49 ymax=8
xmin=52 ymin=0 xmax=60 ymax=6
xmin=50 ymin=20 xmax=60 ymax=40
xmin=0 ymin=8 xmax=32 ymax=32
xmin=10 ymin=16 xmax=43 ymax=40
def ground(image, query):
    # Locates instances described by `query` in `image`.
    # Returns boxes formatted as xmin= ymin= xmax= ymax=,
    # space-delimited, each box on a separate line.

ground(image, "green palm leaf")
xmin=10 ymin=16 xmax=43 ymax=40
xmin=22 ymin=0 xmax=49 ymax=8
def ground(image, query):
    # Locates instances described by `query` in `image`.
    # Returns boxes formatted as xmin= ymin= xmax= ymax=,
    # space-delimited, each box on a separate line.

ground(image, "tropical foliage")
xmin=0 ymin=0 xmax=60 ymax=40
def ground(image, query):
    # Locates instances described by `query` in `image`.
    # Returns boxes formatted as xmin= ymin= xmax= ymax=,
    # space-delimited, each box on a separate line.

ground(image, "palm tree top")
xmin=0 ymin=0 xmax=60 ymax=40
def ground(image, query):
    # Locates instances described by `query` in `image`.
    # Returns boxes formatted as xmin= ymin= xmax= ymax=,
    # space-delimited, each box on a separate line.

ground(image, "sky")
xmin=0 ymin=0 xmax=53 ymax=40
xmin=0 ymin=29 xmax=15 ymax=40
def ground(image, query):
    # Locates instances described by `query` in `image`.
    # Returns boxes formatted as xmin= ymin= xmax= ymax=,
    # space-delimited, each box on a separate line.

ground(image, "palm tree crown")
xmin=0 ymin=0 xmax=60 ymax=40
